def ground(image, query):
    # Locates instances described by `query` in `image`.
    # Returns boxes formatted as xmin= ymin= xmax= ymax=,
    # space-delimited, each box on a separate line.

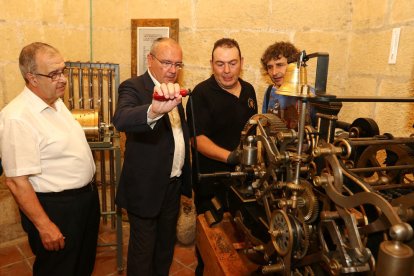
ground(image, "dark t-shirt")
xmin=186 ymin=75 xmax=257 ymax=177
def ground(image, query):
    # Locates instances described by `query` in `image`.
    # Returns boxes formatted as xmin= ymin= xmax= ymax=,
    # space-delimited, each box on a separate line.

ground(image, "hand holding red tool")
xmin=153 ymin=89 xmax=191 ymax=101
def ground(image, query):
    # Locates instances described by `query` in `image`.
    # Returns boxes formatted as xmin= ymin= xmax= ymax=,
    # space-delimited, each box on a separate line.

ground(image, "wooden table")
xmin=196 ymin=213 xmax=259 ymax=276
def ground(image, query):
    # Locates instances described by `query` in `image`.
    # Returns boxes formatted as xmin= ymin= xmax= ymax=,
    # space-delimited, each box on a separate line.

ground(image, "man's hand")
xmin=149 ymin=83 xmax=182 ymax=119
xmin=5 ymin=176 xmax=65 ymax=251
xmin=38 ymin=221 xmax=65 ymax=251
xmin=226 ymin=149 xmax=242 ymax=165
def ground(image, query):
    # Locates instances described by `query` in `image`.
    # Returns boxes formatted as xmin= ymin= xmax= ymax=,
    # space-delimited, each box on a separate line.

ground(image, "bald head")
xmin=147 ymin=37 xmax=183 ymax=84
xmin=150 ymin=37 xmax=181 ymax=56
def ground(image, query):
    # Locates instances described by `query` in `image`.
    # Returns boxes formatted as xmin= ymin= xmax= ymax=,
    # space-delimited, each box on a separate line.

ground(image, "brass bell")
xmin=277 ymin=63 xmax=313 ymax=98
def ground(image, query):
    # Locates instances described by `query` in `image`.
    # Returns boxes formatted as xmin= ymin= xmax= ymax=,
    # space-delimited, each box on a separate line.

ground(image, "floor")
xmin=0 ymin=219 xmax=197 ymax=275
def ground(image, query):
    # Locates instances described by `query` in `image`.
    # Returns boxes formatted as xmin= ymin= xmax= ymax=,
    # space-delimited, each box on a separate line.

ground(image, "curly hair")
xmin=260 ymin=41 xmax=299 ymax=71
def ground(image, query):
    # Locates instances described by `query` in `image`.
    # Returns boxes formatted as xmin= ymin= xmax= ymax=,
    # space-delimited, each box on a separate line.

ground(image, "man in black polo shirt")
xmin=186 ymin=38 xmax=257 ymax=275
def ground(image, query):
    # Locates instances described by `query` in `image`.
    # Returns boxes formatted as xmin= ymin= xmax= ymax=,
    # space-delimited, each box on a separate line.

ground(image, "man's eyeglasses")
xmin=151 ymin=54 xmax=184 ymax=70
xmin=34 ymin=68 xmax=69 ymax=81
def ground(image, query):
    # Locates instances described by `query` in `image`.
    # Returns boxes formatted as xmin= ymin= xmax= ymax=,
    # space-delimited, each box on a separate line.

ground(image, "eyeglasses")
xmin=34 ymin=68 xmax=69 ymax=81
xmin=151 ymin=54 xmax=184 ymax=70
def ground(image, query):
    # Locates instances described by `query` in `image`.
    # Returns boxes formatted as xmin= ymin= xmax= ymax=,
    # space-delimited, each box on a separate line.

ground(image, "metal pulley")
xmin=349 ymin=118 xmax=380 ymax=138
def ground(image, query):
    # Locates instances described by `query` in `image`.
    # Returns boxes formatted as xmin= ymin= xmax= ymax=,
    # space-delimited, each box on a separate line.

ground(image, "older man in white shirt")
xmin=0 ymin=42 xmax=100 ymax=276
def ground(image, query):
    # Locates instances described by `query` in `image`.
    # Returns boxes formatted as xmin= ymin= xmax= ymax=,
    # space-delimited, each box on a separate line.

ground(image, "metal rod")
xmin=88 ymin=66 xmax=94 ymax=109
xmin=78 ymin=67 xmax=84 ymax=109
xmin=109 ymin=150 xmax=116 ymax=228
xmin=348 ymin=138 xmax=414 ymax=146
xmin=115 ymin=147 xmax=124 ymax=272
xmin=294 ymin=100 xmax=308 ymax=184
xmin=107 ymin=68 xmax=113 ymax=124
xmin=348 ymin=164 xmax=414 ymax=173
xmin=68 ymin=67 xmax=74 ymax=110
xmin=372 ymin=183 xmax=414 ymax=191
xmin=310 ymin=96 xmax=414 ymax=103
xmin=98 ymin=68 xmax=104 ymax=117
xmin=100 ymin=150 xmax=107 ymax=224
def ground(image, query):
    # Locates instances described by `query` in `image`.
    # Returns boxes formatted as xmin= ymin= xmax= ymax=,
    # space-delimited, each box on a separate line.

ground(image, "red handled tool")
xmin=153 ymin=89 xmax=190 ymax=101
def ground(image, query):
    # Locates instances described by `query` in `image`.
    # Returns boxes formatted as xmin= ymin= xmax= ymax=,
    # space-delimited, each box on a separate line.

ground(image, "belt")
xmin=170 ymin=176 xmax=182 ymax=183
xmin=36 ymin=180 xmax=96 ymax=197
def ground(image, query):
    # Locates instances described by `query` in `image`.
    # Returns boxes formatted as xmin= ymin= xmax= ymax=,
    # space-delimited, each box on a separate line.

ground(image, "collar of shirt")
xmin=147 ymin=69 xmax=160 ymax=87
xmin=23 ymin=86 xmax=62 ymax=113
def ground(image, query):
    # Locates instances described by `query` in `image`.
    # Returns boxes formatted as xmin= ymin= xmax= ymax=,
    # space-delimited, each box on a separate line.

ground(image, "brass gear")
xmin=292 ymin=212 xmax=310 ymax=260
xmin=269 ymin=210 xmax=292 ymax=257
xmin=269 ymin=210 xmax=310 ymax=259
xmin=286 ymin=182 xmax=305 ymax=192
xmin=240 ymin=113 xmax=288 ymax=141
xmin=298 ymin=180 xmax=319 ymax=223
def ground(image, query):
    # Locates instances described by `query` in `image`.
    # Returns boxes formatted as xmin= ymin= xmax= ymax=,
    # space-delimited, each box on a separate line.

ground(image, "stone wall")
xmin=0 ymin=175 xmax=25 ymax=244
xmin=1 ymin=0 xmax=414 ymax=245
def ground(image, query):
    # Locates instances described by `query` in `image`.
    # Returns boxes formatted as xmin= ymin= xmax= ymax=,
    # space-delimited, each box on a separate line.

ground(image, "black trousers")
xmin=126 ymin=178 xmax=181 ymax=276
xmin=20 ymin=186 xmax=100 ymax=276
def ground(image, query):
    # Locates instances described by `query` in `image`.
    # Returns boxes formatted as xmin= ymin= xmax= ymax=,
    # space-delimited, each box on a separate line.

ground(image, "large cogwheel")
xmin=240 ymin=113 xmax=288 ymax=140
xmin=269 ymin=210 xmax=310 ymax=259
xmin=269 ymin=210 xmax=293 ymax=257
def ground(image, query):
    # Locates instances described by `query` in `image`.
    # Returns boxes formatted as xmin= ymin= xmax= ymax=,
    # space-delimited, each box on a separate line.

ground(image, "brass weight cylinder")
xmin=71 ymin=109 xmax=101 ymax=141
xmin=242 ymin=136 xmax=257 ymax=166
xmin=376 ymin=240 xmax=413 ymax=276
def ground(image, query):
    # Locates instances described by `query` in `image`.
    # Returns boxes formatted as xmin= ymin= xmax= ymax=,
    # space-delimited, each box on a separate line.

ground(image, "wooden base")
xmin=196 ymin=213 xmax=258 ymax=276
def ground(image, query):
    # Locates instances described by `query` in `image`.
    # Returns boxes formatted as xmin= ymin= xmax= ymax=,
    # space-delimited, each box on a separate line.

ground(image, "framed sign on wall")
xmin=131 ymin=18 xmax=179 ymax=77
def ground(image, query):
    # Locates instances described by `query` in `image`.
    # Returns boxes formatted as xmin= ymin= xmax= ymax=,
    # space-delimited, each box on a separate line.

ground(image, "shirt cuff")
xmin=147 ymin=105 xmax=163 ymax=128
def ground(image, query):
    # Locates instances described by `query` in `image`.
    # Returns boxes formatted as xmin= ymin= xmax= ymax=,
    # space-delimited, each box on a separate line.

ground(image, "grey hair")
xmin=19 ymin=42 xmax=60 ymax=83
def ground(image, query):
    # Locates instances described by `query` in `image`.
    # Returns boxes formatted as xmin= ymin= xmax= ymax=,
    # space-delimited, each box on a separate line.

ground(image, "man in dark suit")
xmin=113 ymin=37 xmax=192 ymax=276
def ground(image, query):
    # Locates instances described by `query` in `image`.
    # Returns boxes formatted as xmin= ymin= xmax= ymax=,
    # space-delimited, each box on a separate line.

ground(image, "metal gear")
xmin=298 ymin=180 xmax=319 ymax=223
xmin=287 ymin=182 xmax=305 ymax=192
xmin=269 ymin=210 xmax=292 ymax=257
xmin=269 ymin=210 xmax=310 ymax=259
xmin=355 ymin=144 xmax=414 ymax=185
xmin=240 ymin=113 xmax=288 ymax=141
xmin=292 ymin=212 xmax=310 ymax=260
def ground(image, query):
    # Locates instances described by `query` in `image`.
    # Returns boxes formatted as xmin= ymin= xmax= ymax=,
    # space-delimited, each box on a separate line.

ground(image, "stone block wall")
xmin=0 ymin=175 xmax=25 ymax=245
xmin=1 ymin=0 xmax=414 ymax=245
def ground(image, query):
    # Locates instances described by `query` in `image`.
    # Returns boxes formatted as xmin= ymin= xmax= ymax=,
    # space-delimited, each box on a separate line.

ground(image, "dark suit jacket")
xmin=113 ymin=71 xmax=192 ymax=218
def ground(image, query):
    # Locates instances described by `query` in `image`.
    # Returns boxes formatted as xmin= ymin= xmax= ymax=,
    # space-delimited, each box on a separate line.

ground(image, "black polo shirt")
xmin=186 ymin=75 xmax=257 ymax=175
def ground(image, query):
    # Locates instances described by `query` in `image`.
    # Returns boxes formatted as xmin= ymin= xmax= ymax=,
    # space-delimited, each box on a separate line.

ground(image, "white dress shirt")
xmin=0 ymin=87 xmax=96 ymax=192
xmin=147 ymin=70 xmax=185 ymax=178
